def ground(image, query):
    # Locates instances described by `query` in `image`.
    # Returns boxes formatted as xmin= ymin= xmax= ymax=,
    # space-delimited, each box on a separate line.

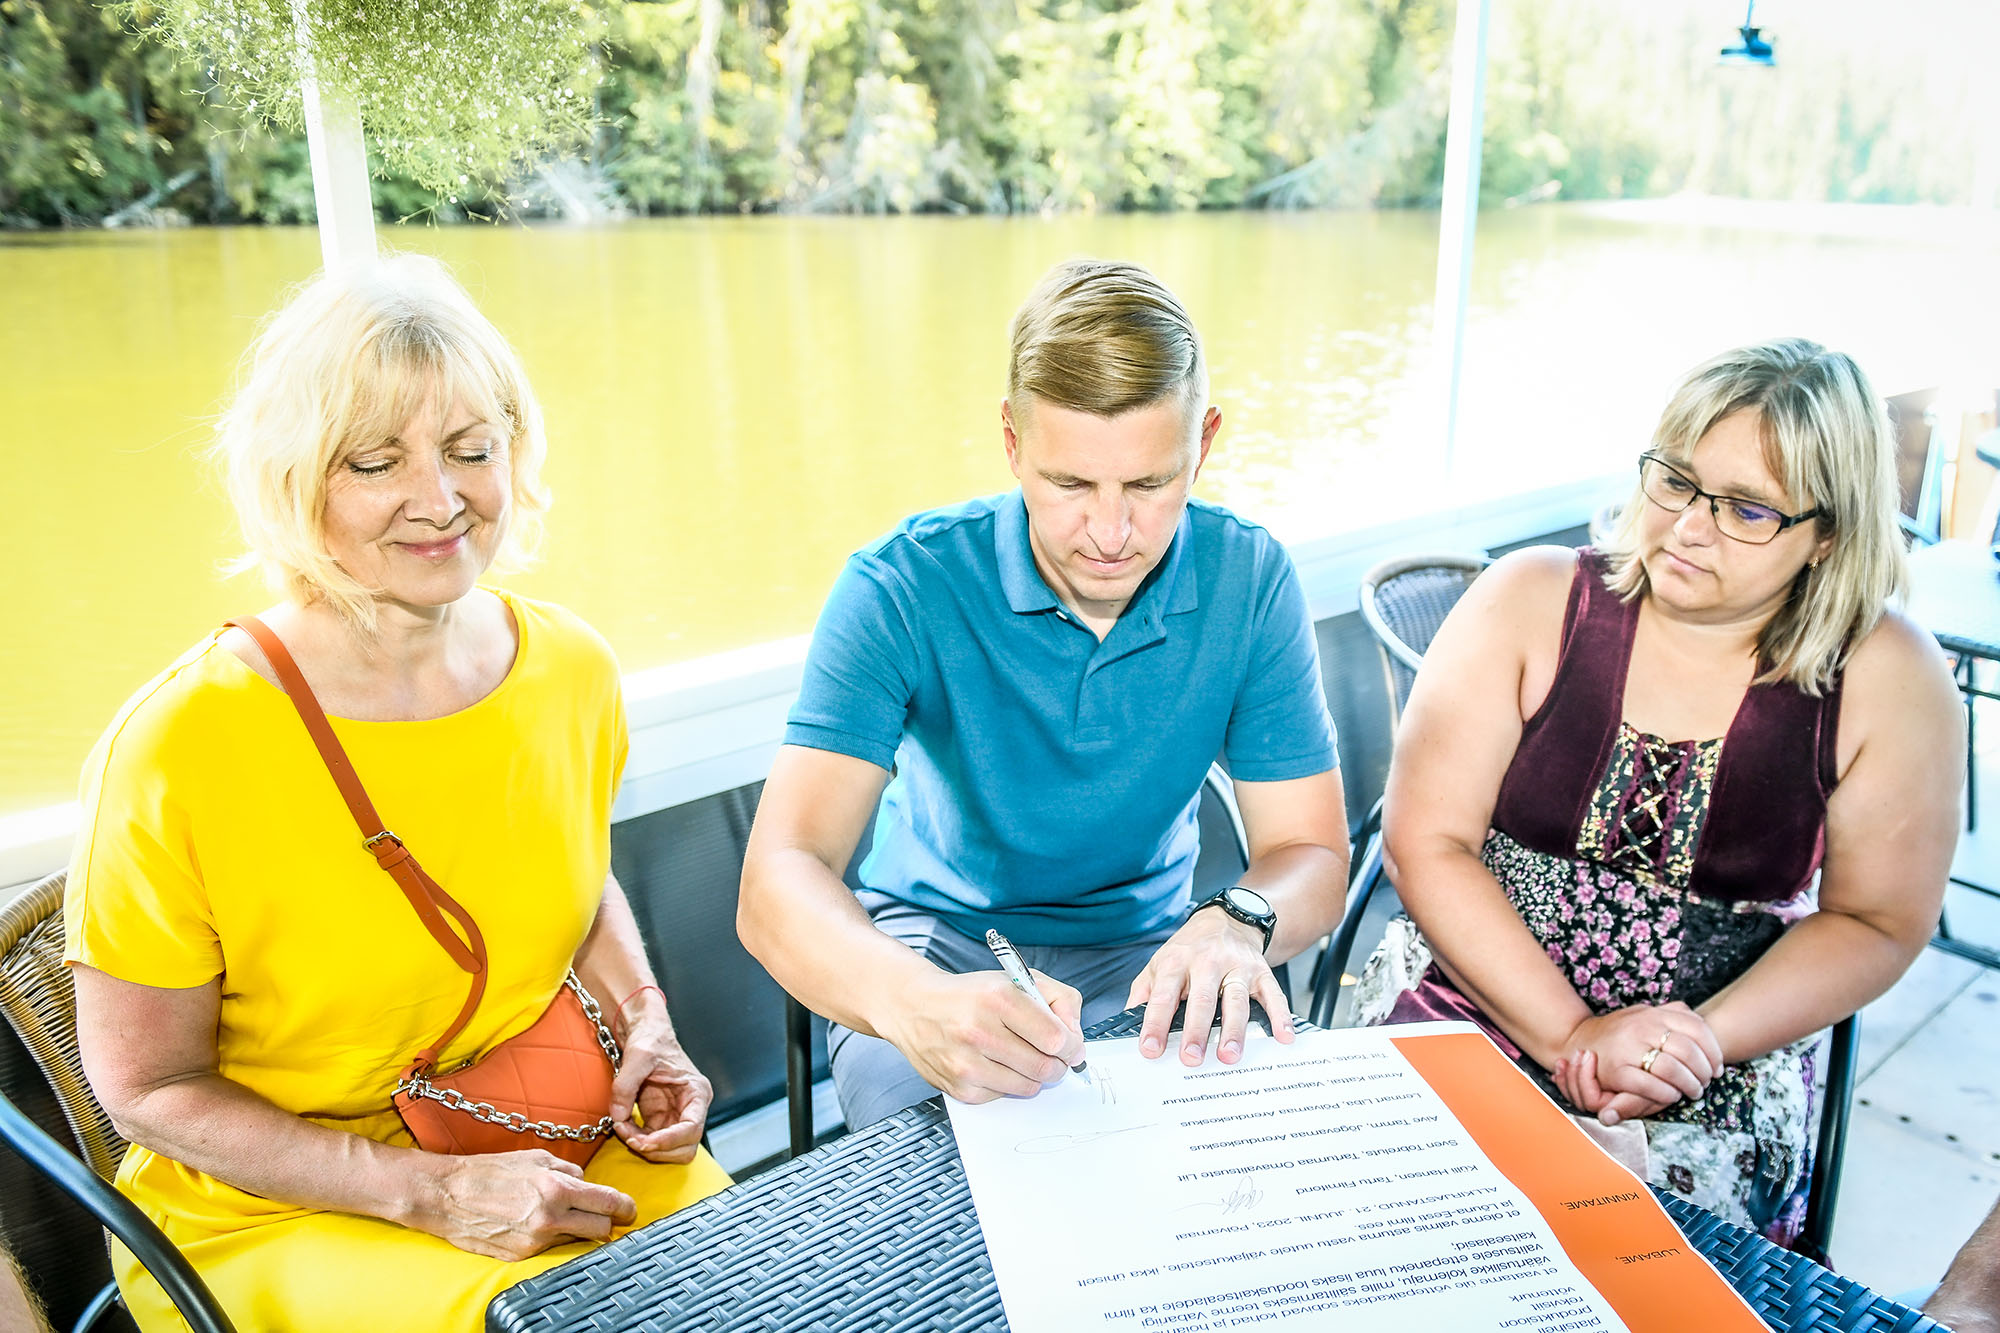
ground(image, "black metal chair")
xmin=0 ymin=874 xmax=237 ymax=1333
xmin=782 ymin=761 xmax=1254 ymax=1157
xmin=1310 ymin=553 xmax=1859 ymax=1266
xmin=1307 ymin=554 xmax=1489 ymax=1026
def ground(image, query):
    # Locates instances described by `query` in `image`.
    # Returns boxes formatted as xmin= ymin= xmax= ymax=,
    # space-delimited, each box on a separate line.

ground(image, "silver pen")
xmin=985 ymin=929 xmax=1092 ymax=1085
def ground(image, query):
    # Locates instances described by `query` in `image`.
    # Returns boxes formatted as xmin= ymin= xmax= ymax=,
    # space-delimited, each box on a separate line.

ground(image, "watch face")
xmin=1224 ymin=886 xmax=1273 ymax=918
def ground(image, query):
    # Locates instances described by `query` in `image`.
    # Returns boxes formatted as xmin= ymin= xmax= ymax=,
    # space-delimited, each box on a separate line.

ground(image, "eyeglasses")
xmin=1637 ymin=453 xmax=1825 ymax=545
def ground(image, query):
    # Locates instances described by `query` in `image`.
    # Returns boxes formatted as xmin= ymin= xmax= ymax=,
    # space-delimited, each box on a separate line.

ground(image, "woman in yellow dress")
xmin=64 ymin=255 xmax=731 ymax=1331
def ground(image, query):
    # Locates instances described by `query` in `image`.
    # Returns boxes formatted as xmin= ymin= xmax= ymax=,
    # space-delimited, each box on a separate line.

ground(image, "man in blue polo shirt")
xmin=740 ymin=259 xmax=1348 ymax=1128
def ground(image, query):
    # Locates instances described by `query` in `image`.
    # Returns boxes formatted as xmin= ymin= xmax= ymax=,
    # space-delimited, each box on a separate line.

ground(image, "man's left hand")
xmin=609 ymin=996 xmax=713 ymax=1164
xmin=1126 ymin=905 xmax=1295 ymax=1066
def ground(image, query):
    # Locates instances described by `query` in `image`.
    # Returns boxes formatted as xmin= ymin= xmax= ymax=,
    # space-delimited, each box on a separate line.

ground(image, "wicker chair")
xmin=0 ymin=873 xmax=237 ymax=1333
xmin=1317 ymin=556 xmax=1860 ymax=1266
xmin=1356 ymin=553 xmax=1492 ymax=733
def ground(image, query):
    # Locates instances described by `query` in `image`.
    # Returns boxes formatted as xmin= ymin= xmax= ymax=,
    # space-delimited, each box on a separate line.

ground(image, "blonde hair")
xmin=1006 ymin=258 xmax=1206 ymax=434
xmin=1601 ymin=338 xmax=1904 ymax=694
xmin=211 ymin=253 xmax=550 ymax=632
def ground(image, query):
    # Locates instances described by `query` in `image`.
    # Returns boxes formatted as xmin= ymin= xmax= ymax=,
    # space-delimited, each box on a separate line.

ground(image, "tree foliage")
xmin=1 ymin=0 xmax=1993 ymax=226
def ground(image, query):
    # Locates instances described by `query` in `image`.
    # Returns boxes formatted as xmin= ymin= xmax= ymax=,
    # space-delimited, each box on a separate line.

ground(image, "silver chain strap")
xmin=397 ymin=972 xmax=625 ymax=1143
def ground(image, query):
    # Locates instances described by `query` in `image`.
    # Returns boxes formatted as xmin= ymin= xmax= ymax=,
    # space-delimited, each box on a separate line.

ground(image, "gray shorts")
xmin=827 ymin=893 xmax=1177 ymax=1130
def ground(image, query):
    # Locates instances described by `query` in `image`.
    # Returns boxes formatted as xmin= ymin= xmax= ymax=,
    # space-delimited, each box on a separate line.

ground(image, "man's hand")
xmin=609 ymin=991 xmax=714 ymax=1163
xmin=877 ymin=968 xmax=1084 ymax=1104
xmin=1926 ymin=1192 xmax=2000 ymax=1333
xmin=1127 ymin=905 xmax=1295 ymax=1066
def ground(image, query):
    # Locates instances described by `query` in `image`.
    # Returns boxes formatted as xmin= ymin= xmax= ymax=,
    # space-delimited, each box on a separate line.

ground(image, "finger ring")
xmin=1639 ymin=1047 xmax=1660 ymax=1074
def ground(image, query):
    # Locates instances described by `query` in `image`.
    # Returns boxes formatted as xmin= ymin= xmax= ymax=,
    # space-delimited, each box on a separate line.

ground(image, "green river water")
xmin=4 ymin=204 xmax=1995 ymax=812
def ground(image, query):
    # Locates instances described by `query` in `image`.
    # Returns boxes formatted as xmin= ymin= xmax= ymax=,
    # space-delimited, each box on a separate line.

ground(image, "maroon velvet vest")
xmin=1489 ymin=549 xmax=1842 ymax=903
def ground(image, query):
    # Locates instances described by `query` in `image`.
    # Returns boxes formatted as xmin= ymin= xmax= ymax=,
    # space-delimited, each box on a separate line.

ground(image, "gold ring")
xmin=1639 ymin=1047 xmax=1660 ymax=1074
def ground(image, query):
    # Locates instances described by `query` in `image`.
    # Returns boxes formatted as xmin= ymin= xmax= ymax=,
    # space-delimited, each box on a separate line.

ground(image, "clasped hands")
xmin=411 ymin=989 xmax=710 ymax=1262
xmin=1549 ymin=1001 xmax=1725 ymax=1126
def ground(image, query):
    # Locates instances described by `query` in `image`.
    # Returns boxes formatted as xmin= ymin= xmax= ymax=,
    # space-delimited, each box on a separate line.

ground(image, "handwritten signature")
xmin=1014 ymin=1124 xmax=1158 ymax=1154
xmin=1176 ymin=1178 xmax=1265 ymax=1216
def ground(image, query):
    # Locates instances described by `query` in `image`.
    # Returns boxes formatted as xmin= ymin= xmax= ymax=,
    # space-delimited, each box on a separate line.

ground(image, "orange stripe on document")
xmin=1391 ymin=1030 xmax=1765 ymax=1333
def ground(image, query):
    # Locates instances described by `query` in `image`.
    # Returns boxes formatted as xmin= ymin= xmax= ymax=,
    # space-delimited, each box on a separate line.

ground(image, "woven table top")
xmin=489 ymin=1012 xmax=1941 ymax=1332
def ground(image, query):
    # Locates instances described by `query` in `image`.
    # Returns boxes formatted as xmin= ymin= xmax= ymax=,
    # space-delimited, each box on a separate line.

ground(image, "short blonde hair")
xmin=1601 ymin=338 xmax=1904 ymax=694
xmin=1006 ymin=259 xmax=1206 ymax=434
xmin=212 ymin=254 xmax=550 ymax=631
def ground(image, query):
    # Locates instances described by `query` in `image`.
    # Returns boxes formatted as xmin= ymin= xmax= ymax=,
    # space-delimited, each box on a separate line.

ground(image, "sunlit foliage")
xmin=1 ymin=0 xmax=1994 ymax=225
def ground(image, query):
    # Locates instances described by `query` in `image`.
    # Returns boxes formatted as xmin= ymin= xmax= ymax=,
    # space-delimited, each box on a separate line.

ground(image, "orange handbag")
xmin=230 ymin=616 xmax=619 ymax=1168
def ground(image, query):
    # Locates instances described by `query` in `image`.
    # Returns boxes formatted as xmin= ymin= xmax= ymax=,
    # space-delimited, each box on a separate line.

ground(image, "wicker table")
xmin=1907 ymin=538 xmax=2000 ymax=968
xmin=489 ymin=1013 xmax=1942 ymax=1332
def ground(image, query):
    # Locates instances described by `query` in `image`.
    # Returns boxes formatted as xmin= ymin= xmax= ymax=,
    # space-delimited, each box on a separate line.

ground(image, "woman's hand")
xmin=1552 ymin=1003 xmax=1724 ymax=1123
xmin=408 ymin=1149 xmax=637 ymax=1261
xmin=609 ymin=990 xmax=714 ymax=1163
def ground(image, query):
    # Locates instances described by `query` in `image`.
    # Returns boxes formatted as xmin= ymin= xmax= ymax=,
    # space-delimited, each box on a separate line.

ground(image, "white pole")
xmin=1432 ymin=0 xmax=1491 ymax=474
xmin=294 ymin=0 xmax=375 ymax=270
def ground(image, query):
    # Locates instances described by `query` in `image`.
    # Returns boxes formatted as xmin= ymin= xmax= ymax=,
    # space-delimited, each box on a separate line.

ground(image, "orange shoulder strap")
xmin=226 ymin=616 xmax=487 ymax=1073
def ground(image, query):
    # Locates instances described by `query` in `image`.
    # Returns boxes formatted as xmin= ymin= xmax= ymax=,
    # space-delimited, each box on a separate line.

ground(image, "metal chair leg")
xmin=785 ymin=994 xmax=814 ymax=1158
xmin=1799 ymin=1014 xmax=1860 ymax=1266
xmin=1964 ymin=655 xmax=1978 ymax=832
xmin=75 ymin=1280 xmax=121 ymax=1332
xmin=1310 ymin=799 xmax=1386 ymax=1029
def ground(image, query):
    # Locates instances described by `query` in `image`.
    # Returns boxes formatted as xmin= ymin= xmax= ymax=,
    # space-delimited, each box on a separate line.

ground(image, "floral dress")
xmin=1355 ymin=550 xmax=1837 ymax=1249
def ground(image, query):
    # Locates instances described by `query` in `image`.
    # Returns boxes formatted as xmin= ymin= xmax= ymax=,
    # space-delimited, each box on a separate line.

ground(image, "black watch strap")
xmin=1193 ymin=886 xmax=1276 ymax=953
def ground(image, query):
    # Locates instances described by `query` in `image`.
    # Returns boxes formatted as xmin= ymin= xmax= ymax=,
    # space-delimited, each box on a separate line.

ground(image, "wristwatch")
xmin=1191 ymin=886 xmax=1277 ymax=954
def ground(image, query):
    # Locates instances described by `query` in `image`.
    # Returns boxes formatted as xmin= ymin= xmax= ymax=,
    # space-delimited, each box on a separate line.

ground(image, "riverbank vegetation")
xmin=2 ymin=0 xmax=1990 ymax=227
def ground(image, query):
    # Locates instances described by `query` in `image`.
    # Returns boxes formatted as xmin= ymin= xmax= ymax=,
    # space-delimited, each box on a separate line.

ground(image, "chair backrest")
xmin=1887 ymin=387 xmax=1945 ymax=546
xmin=0 ymin=875 xmax=125 ymax=1183
xmin=0 ymin=874 xmax=125 ymax=1331
xmin=611 ymin=785 xmax=824 ymax=1129
xmin=1358 ymin=554 xmax=1492 ymax=732
xmin=1587 ymin=500 xmax=1623 ymax=548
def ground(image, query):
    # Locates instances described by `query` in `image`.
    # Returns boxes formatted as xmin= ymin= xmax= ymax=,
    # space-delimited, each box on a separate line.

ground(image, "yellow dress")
xmin=64 ymin=590 xmax=731 ymax=1333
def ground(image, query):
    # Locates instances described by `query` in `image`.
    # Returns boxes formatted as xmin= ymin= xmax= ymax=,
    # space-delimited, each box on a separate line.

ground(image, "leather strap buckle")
xmin=363 ymin=829 xmax=403 ymax=853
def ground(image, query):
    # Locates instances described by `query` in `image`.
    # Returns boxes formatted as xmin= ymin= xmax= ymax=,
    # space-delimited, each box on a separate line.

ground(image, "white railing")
xmin=0 ymin=472 xmax=1618 ymax=891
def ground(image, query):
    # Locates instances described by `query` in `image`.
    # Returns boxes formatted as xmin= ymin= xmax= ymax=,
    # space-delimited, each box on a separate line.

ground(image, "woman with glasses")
xmin=1355 ymin=338 xmax=1961 ymax=1246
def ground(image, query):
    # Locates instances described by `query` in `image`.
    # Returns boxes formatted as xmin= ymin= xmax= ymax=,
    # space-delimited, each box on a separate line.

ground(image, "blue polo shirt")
xmin=785 ymin=491 xmax=1337 ymax=947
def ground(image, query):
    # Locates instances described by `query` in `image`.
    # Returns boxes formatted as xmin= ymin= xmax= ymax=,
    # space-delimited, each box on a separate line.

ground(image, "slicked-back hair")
xmin=1006 ymin=258 xmax=1206 ymax=437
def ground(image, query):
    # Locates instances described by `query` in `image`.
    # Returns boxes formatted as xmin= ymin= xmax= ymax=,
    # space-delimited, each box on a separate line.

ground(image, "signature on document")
xmin=1014 ymin=1123 xmax=1158 ymax=1154
xmin=1175 ymin=1178 xmax=1265 ymax=1216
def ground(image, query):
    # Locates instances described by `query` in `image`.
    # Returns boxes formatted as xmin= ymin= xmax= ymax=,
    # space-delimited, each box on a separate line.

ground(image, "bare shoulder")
xmin=1479 ymin=543 xmax=1579 ymax=599
xmin=1836 ymin=606 xmax=1963 ymax=764
xmin=1446 ymin=545 xmax=1577 ymax=642
xmin=1842 ymin=606 xmax=1957 ymax=704
xmin=1403 ymin=546 xmax=1580 ymax=727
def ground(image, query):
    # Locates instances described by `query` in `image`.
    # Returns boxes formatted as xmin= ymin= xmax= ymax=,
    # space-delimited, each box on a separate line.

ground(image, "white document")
xmin=947 ymin=1024 xmax=1631 ymax=1333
